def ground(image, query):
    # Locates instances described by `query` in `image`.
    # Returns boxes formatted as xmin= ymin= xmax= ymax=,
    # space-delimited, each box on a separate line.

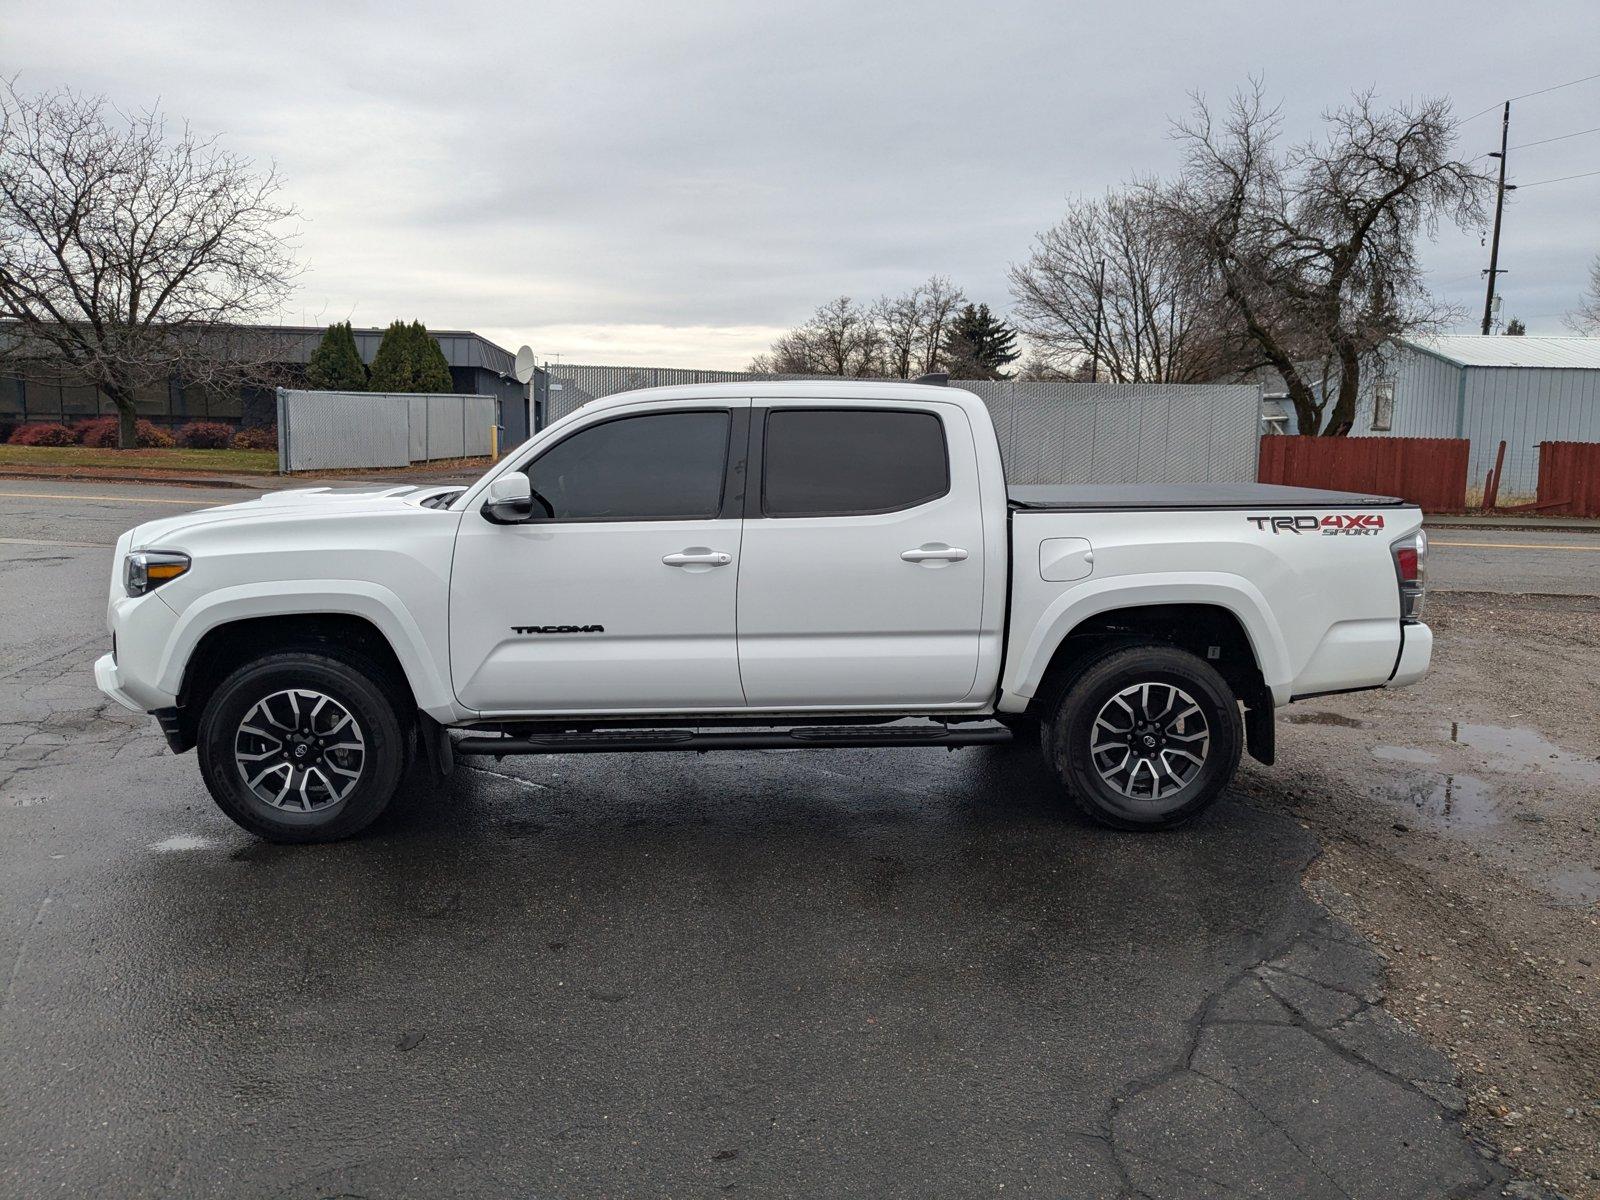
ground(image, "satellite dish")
xmin=513 ymin=345 xmax=537 ymax=384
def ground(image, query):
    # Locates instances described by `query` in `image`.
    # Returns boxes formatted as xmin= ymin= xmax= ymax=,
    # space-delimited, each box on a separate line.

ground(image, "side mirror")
xmin=481 ymin=472 xmax=533 ymax=524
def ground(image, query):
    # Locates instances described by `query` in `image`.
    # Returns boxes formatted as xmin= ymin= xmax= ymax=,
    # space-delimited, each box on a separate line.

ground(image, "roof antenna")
xmin=913 ymin=371 xmax=949 ymax=386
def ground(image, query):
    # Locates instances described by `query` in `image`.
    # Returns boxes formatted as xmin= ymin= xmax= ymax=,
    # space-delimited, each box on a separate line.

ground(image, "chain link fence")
xmin=277 ymin=389 xmax=498 ymax=472
xmin=544 ymin=366 xmax=1260 ymax=485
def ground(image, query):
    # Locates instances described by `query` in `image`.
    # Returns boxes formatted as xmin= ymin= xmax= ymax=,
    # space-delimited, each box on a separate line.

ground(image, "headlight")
xmin=125 ymin=551 xmax=190 ymax=596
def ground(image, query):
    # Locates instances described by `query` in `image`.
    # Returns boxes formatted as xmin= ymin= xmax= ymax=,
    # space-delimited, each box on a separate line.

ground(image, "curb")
xmin=0 ymin=468 xmax=265 ymax=490
xmin=1425 ymin=518 xmax=1600 ymax=534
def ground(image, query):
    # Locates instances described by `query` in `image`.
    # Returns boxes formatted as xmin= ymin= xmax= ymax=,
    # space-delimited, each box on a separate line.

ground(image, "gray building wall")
xmin=1348 ymin=343 xmax=1600 ymax=500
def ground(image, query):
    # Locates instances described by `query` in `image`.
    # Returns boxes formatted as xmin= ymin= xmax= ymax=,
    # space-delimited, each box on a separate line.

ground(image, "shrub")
xmin=75 ymin=417 xmax=119 ymax=447
xmin=76 ymin=416 xmax=175 ymax=448
xmin=0 ymin=420 xmax=16 ymax=444
xmin=176 ymin=421 xmax=235 ymax=449
xmin=368 ymin=319 xmax=453 ymax=393
xmin=9 ymin=422 xmax=79 ymax=447
xmin=232 ymin=424 xmax=278 ymax=450
xmin=307 ymin=321 xmax=369 ymax=390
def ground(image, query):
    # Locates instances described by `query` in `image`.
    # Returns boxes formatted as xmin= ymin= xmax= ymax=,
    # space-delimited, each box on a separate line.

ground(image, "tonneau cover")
xmin=1008 ymin=483 xmax=1407 ymax=511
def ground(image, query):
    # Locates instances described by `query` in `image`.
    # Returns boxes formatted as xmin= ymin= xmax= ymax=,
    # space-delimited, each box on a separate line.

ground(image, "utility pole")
xmin=1481 ymin=101 xmax=1516 ymax=335
xmin=1090 ymin=257 xmax=1107 ymax=382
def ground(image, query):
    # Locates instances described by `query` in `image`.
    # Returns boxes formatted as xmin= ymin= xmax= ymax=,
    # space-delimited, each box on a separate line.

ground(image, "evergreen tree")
xmin=368 ymin=320 xmax=455 ymax=393
xmin=1504 ymin=317 xmax=1526 ymax=336
xmin=305 ymin=321 xmax=368 ymax=390
xmin=942 ymin=303 xmax=1020 ymax=379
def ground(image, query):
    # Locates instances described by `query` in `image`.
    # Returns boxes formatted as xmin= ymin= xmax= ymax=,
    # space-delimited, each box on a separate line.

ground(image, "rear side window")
xmin=525 ymin=410 xmax=730 ymax=521
xmin=762 ymin=409 xmax=949 ymax=517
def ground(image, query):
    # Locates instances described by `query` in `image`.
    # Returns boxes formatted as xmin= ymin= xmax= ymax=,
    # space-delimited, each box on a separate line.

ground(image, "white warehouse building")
xmin=1344 ymin=335 xmax=1600 ymax=500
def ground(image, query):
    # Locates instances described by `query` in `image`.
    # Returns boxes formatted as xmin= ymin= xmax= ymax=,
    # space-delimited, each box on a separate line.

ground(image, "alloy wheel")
xmin=1088 ymin=681 xmax=1210 ymax=802
xmin=234 ymin=688 xmax=366 ymax=812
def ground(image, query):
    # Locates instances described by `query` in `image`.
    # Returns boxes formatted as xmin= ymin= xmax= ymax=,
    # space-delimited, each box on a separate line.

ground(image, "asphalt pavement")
xmin=5 ymin=480 xmax=1581 ymax=1198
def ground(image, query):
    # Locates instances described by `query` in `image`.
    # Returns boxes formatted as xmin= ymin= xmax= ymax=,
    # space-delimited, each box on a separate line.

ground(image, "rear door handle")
xmin=901 ymin=544 xmax=968 ymax=563
xmin=663 ymin=550 xmax=732 ymax=566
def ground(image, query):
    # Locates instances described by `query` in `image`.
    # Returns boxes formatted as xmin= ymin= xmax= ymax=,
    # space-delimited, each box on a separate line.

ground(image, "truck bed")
xmin=1008 ymin=483 xmax=1407 ymax=512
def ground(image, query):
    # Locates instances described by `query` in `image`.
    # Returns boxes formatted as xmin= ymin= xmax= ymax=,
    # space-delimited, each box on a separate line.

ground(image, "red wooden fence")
xmin=1257 ymin=436 xmax=1470 ymax=513
xmin=1535 ymin=441 xmax=1600 ymax=517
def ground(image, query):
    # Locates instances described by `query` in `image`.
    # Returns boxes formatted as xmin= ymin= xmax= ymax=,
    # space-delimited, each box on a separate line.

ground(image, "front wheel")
xmin=1044 ymin=644 xmax=1242 ymax=830
xmin=196 ymin=652 xmax=408 ymax=843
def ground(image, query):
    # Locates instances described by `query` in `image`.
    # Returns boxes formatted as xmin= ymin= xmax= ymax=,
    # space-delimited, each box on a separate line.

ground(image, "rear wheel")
xmin=196 ymin=652 xmax=407 ymax=843
xmin=1044 ymin=644 xmax=1242 ymax=830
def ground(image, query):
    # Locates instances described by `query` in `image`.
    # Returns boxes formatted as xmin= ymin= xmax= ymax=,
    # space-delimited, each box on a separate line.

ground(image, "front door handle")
xmin=901 ymin=544 xmax=968 ymax=563
xmin=663 ymin=550 xmax=733 ymax=567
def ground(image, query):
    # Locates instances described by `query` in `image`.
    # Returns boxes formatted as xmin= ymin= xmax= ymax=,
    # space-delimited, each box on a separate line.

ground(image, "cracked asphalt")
xmin=0 ymin=481 xmax=1562 ymax=1198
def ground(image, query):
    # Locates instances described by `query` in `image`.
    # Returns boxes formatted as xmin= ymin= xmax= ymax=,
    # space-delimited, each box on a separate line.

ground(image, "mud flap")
xmin=1244 ymin=702 xmax=1275 ymax=766
xmin=417 ymin=711 xmax=455 ymax=777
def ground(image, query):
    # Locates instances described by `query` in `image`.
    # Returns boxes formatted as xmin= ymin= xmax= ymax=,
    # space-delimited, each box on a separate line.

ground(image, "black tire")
xmin=196 ymin=651 xmax=408 ymax=843
xmin=1044 ymin=644 xmax=1242 ymax=831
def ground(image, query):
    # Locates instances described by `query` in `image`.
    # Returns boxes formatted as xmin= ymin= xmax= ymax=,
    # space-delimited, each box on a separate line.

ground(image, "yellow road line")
xmin=1431 ymin=539 xmax=1600 ymax=552
xmin=0 ymin=490 xmax=209 ymax=506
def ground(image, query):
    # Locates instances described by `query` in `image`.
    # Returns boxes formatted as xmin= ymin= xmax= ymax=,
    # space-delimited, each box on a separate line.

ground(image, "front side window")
xmin=524 ymin=409 xmax=730 ymax=521
xmin=762 ymin=408 xmax=949 ymax=517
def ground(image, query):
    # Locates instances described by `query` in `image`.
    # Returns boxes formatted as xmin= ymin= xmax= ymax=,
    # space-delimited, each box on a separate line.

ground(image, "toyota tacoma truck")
xmin=95 ymin=381 xmax=1430 ymax=842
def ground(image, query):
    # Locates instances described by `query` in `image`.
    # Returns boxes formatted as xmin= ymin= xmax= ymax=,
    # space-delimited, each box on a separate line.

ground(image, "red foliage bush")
xmin=8 ymin=422 xmax=79 ymax=447
xmin=176 ymin=421 xmax=235 ymax=449
xmin=74 ymin=417 xmax=118 ymax=447
xmin=75 ymin=417 xmax=175 ymax=448
xmin=232 ymin=425 xmax=278 ymax=450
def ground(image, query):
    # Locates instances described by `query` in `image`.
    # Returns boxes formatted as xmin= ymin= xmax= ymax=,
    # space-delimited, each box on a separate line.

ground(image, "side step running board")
xmin=452 ymin=723 xmax=1012 ymax=757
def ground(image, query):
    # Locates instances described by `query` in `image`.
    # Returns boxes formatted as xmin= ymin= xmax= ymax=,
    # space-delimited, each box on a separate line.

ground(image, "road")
xmin=4 ymin=480 xmax=1579 ymax=1198
xmin=1425 ymin=524 xmax=1600 ymax=595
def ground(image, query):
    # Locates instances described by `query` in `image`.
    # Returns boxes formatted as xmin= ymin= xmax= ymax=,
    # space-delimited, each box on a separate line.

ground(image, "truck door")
xmin=734 ymin=402 xmax=987 ymax=708
xmin=449 ymin=403 xmax=749 ymax=714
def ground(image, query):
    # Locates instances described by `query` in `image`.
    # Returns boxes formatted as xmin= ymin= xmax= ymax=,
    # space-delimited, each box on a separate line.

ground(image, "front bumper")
xmin=95 ymin=652 xmax=147 ymax=713
xmin=1386 ymin=622 xmax=1433 ymax=688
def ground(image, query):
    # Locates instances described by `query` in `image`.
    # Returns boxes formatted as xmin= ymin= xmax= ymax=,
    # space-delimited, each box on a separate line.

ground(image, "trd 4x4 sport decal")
xmin=1248 ymin=514 xmax=1386 ymax=536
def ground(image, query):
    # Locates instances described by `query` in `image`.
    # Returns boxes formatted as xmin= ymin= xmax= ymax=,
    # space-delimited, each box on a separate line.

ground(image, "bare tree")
xmin=1009 ymin=184 xmax=1237 ymax=383
xmin=1566 ymin=254 xmax=1600 ymax=333
xmin=1159 ymin=81 xmax=1489 ymax=434
xmin=874 ymin=286 xmax=925 ymax=379
xmin=0 ymin=82 xmax=298 ymax=447
xmin=751 ymin=276 xmax=969 ymax=378
xmin=915 ymin=275 xmax=964 ymax=374
xmin=750 ymin=295 xmax=887 ymax=376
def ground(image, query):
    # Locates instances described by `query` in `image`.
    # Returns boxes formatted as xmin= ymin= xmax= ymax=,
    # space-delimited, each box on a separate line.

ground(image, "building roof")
xmin=1405 ymin=335 xmax=1600 ymax=370
xmin=249 ymin=325 xmax=517 ymax=374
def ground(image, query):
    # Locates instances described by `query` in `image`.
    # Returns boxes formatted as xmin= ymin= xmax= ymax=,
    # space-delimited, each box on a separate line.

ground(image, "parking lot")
xmin=2 ymin=480 xmax=1597 ymax=1199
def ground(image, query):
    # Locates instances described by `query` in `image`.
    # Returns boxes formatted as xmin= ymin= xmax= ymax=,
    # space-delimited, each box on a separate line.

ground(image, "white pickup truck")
xmin=96 ymin=381 xmax=1430 ymax=842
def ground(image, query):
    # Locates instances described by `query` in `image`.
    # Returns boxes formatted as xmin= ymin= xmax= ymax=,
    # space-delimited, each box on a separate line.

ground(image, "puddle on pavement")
xmin=1372 ymin=745 xmax=1440 ymax=765
xmin=1446 ymin=722 xmax=1600 ymax=787
xmin=1284 ymin=710 xmax=1366 ymax=728
xmin=1384 ymin=773 xmax=1500 ymax=830
xmin=1545 ymin=866 xmax=1600 ymax=907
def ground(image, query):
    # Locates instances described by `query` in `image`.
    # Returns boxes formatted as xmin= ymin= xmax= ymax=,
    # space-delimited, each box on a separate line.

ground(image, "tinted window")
xmin=762 ymin=409 xmax=949 ymax=517
xmin=525 ymin=410 xmax=730 ymax=521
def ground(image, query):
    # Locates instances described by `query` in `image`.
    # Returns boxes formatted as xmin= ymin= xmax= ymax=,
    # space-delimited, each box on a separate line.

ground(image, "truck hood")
xmin=127 ymin=484 xmax=465 ymax=549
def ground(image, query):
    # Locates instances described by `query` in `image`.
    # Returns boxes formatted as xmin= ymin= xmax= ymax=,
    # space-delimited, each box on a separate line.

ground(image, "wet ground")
xmin=3 ymin=480 xmax=1596 ymax=1197
xmin=1246 ymin=589 xmax=1600 ymax=1199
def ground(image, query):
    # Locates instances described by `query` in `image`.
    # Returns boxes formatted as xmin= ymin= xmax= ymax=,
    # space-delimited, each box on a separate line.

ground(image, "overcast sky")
xmin=6 ymin=0 xmax=1599 ymax=368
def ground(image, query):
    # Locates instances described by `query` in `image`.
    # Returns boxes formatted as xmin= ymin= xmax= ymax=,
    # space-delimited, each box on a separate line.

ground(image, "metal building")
xmin=1348 ymin=335 xmax=1600 ymax=500
xmin=0 ymin=324 xmax=536 ymax=445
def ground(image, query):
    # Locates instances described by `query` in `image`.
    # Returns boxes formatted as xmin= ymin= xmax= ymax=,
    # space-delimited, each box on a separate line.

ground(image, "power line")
xmin=1516 ymin=167 xmax=1600 ymax=188
xmin=1460 ymin=70 xmax=1600 ymax=123
xmin=1511 ymin=125 xmax=1600 ymax=151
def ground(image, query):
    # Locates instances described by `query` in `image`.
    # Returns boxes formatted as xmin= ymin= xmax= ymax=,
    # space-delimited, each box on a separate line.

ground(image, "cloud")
xmin=6 ymin=0 xmax=1599 ymax=366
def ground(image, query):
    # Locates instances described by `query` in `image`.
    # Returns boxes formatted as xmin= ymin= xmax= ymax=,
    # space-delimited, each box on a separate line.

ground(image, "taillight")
xmin=1391 ymin=530 xmax=1426 ymax=623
